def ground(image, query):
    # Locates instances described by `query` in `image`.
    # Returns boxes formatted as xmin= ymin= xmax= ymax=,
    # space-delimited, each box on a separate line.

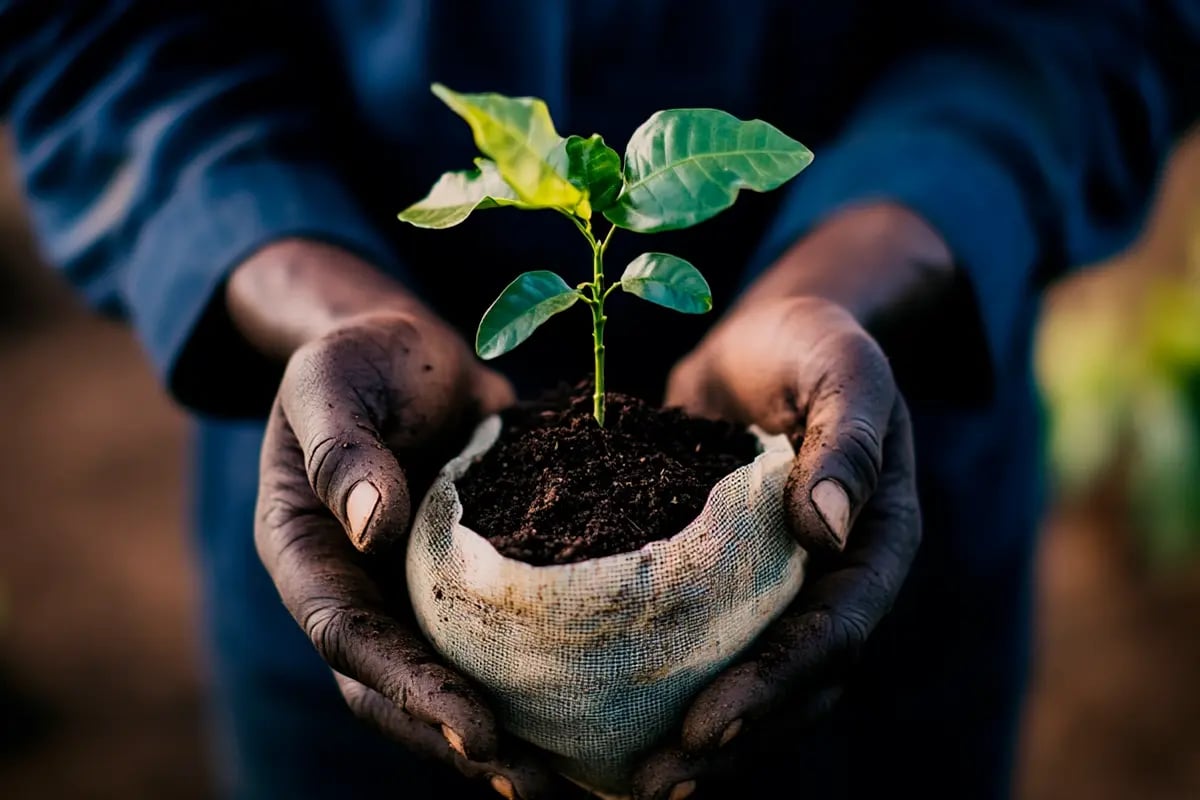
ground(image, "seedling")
xmin=399 ymin=84 xmax=812 ymax=425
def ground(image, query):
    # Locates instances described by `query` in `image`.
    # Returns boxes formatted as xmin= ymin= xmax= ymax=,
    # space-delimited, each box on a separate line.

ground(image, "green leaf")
xmin=604 ymin=109 xmax=813 ymax=233
xmin=620 ymin=253 xmax=712 ymax=314
xmin=564 ymin=134 xmax=622 ymax=212
xmin=431 ymin=83 xmax=587 ymax=217
xmin=476 ymin=271 xmax=581 ymax=359
xmin=398 ymin=159 xmax=532 ymax=229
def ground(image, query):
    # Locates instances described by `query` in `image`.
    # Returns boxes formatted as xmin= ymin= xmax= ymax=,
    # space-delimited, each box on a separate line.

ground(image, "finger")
xmin=256 ymin=402 xmax=499 ymax=760
xmin=665 ymin=301 xmax=896 ymax=554
xmin=632 ymin=683 xmax=844 ymax=800
xmin=279 ymin=332 xmax=415 ymax=552
xmin=334 ymin=673 xmax=563 ymax=800
xmin=785 ymin=323 xmax=896 ymax=553
xmin=631 ymin=747 xmax=703 ymax=800
xmin=680 ymin=401 xmax=919 ymax=751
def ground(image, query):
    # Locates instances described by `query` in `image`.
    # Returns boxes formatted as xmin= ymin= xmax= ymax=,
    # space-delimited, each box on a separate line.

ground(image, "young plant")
xmin=399 ymin=84 xmax=813 ymax=426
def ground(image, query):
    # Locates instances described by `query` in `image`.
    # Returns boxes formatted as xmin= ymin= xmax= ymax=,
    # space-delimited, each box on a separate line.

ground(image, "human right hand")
xmin=228 ymin=240 xmax=574 ymax=799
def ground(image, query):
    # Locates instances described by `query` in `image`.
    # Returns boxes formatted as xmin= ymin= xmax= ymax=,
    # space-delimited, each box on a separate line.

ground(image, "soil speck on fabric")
xmin=456 ymin=383 xmax=759 ymax=565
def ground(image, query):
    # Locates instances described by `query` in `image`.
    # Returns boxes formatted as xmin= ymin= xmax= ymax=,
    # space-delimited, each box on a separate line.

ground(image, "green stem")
xmin=599 ymin=222 xmax=617 ymax=254
xmin=564 ymin=210 xmax=598 ymax=249
xmin=591 ymin=234 xmax=607 ymax=426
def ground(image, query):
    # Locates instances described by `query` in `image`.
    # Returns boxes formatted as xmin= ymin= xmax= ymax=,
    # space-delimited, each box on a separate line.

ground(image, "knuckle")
xmin=336 ymin=613 xmax=436 ymax=712
xmin=302 ymin=602 xmax=352 ymax=665
xmin=829 ymin=607 xmax=872 ymax=660
xmin=304 ymin=434 xmax=340 ymax=492
xmin=833 ymin=416 xmax=885 ymax=496
xmin=282 ymin=337 xmax=335 ymax=395
xmin=283 ymin=331 xmax=393 ymax=421
xmin=384 ymin=659 xmax=454 ymax=715
xmin=253 ymin=503 xmax=334 ymax=579
xmin=842 ymin=414 xmax=883 ymax=457
xmin=255 ymin=491 xmax=309 ymax=541
xmin=338 ymin=677 xmax=371 ymax=716
xmin=304 ymin=428 xmax=388 ymax=505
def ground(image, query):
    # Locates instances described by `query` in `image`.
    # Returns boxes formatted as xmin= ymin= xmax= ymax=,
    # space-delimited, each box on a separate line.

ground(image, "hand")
xmin=231 ymin=241 xmax=577 ymax=798
xmin=633 ymin=295 xmax=921 ymax=799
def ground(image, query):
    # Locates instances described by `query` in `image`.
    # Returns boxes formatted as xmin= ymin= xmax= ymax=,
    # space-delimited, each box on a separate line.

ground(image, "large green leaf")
xmin=604 ymin=109 xmax=813 ymax=233
xmin=476 ymin=271 xmax=581 ymax=359
xmin=398 ymin=159 xmax=532 ymax=229
xmin=431 ymin=83 xmax=587 ymax=217
xmin=620 ymin=253 xmax=712 ymax=314
xmin=565 ymin=134 xmax=622 ymax=212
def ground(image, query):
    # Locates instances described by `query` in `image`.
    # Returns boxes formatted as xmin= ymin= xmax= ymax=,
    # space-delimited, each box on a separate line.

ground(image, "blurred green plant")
xmin=1038 ymin=224 xmax=1200 ymax=565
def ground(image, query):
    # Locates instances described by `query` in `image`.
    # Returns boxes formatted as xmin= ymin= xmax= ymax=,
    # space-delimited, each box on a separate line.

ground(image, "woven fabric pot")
xmin=407 ymin=416 xmax=806 ymax=794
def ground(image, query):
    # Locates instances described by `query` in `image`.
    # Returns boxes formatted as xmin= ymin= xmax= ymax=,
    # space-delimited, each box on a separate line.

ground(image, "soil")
xmin=456 ymin=383 xmax=760 ymax=565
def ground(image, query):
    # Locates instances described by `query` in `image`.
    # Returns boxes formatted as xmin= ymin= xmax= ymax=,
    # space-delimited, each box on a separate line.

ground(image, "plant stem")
xmin=590 ymin=232 xmax=607 ymax=426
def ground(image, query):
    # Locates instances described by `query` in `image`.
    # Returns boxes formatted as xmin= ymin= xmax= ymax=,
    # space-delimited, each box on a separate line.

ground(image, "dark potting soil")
xmin=455 ymin=383 xmax=759 ymax=566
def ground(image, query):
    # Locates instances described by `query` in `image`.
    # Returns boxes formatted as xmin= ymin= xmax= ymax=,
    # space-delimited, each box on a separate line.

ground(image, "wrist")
xmin=736 ymin=202 xmax=954 ymax=327
xmin=226 ymin=238 xmax=431 ymax=359
xmin=733 ymin=202 xmax=992 ymax=405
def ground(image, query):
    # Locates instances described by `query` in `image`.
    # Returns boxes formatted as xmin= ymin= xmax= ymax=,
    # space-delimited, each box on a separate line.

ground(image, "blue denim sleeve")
xmin=0 ymin=1 xmax=402 ymax=414
xmin=745 ymin=0 xmax=1199 ymax=374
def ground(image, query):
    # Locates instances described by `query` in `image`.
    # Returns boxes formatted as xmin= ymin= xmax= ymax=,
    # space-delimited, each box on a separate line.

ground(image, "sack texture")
xmin=407 ymin=416 xmax=806 ymax=794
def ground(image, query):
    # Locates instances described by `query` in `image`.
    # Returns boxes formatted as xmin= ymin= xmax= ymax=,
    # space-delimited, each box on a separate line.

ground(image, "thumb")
xmin=277 ymin=336 xmax=411 ymax=553
xmin=785 ymin=331 xmax=896 ymax=553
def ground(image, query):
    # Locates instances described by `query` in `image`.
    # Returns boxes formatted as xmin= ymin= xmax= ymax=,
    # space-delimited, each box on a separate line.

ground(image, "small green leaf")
xmin=477 ymin=271 xmax=581 ymax=359
xmin=620 ymin=253 xmax=712 ymax=314
xmin=431 ymin=83 xmax=587 ymax=217
xmin=604 ymin=109 xmax=813 ymax=233
xmin=398 ymin=159 xmax=532 ymax=229
xmin=564 ymin=134 xmax=622 ymax=212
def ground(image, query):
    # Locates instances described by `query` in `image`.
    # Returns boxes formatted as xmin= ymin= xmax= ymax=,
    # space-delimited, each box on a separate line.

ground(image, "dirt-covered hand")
xmin=254 ymin=309 xmax=567 ymax=795
xmin=635 ymin=295 xmax=921 ymax=799
xmin=232 ymin=241 xmax=578 ymax=798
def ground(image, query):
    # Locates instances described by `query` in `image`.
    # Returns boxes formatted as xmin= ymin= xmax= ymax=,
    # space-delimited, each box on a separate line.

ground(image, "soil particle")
xmin=456 ymin=383 xmax=758 ymax=565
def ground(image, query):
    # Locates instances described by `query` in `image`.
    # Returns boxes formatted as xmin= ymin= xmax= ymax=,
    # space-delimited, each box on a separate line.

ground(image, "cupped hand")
xmin=232 ymin=240 xmax=584 ymax=798
xmin=632 ymin=296 xmax=922 ymax=799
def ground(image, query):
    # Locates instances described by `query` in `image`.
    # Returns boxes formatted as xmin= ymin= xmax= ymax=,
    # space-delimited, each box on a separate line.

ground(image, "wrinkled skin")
xmin=252 ymin=299 xmax=919 ymax=800
xmin=239 ymin=201 xmax=947 ymax=798
xmin=253 ymin=309 xmax=606 ymax=797
xmin=624 ymin=203 xmax=950 ymax=800
xmin=629 ymin=296 xmax=921 ymax=800
xmin=233 ymin=242 xmax=589 ymax=798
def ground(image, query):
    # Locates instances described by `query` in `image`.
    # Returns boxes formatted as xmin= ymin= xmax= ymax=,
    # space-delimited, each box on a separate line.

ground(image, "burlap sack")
xmin=407 ymin=415 xmax=806 ymax=795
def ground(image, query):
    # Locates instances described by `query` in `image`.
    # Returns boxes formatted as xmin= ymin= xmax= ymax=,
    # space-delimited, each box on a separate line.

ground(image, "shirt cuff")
xmin=121 ymin=160 xmax=401 ymax=416
xmin=744 ymin=127 xmax=1040 ymax=373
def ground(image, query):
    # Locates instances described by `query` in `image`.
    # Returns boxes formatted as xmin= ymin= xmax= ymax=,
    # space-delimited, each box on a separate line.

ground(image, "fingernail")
xmin=718 ymin=718 xmax=743 ymax=747
xmin=812 ymin=479 xmax=850 ymax=547
xmin=441 ymin=724 xmax=466 ymax=757
xmin=668 ymin=781 xmax=697 ymax=800
xmin=489 ymin=774 xmax=517 ymax=799
xmin=347 ymin=481 xmax=380 ymax=542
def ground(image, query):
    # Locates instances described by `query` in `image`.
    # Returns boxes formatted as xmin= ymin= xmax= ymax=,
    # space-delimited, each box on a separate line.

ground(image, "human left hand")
xmin=631 ymin=295 xmax=922 ymax=799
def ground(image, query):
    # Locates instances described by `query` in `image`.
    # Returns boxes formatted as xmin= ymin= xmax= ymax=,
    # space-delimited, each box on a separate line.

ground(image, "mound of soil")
xmin=456 ymin=384 xmax=758 ymax=565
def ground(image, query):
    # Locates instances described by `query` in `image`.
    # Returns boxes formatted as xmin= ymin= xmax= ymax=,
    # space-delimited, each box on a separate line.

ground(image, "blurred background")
xmin=0 ymin=120 xmax=1198 ymax=798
